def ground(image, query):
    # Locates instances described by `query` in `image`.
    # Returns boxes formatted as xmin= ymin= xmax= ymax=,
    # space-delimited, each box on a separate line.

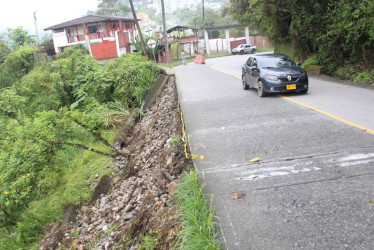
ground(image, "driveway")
xmin=175 ymin=55 xmax=374 ymax=249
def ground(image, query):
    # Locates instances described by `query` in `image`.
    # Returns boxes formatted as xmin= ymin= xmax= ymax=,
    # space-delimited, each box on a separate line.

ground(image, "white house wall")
xmin=52 ymin=29 xmax=69 ymax=53
xmin=195 ymin=36 xmax=250 ymax=53
xmin=53 ymin=26 xmax=87 ymax=53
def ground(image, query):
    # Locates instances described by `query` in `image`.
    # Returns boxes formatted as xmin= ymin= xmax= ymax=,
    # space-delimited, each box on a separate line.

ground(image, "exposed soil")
xmin=39 ymin=75 xmax=192 ymax=250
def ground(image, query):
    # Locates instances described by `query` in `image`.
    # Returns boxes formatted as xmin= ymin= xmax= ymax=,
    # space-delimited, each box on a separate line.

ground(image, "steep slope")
xmin=40 ymin=75 xmax=192 ymax=249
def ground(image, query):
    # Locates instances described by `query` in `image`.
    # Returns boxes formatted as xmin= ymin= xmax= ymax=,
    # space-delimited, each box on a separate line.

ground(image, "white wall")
xmin=53 ymin=29 xmax=69 ymax=53
xmin=195 ymin=38 xmax=230 ymax=52
xmin=194 ymin=36 xmax=249 ymax=54
xmin=52 ymin=26 xmax=88 ymax=53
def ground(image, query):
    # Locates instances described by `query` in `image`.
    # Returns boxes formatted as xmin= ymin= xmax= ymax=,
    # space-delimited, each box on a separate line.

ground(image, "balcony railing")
xmin=67 ymin=35 xmax=85 ymax=43
xmin=89 ymin=31 xmax=109 ymax=40
xmin=67 ymin=31 xmax=115 ymax=43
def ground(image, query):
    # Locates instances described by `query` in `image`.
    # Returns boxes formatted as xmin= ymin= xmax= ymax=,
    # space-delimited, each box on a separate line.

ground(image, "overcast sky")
xmin=0 ymin=0 xmax=98 ymax=35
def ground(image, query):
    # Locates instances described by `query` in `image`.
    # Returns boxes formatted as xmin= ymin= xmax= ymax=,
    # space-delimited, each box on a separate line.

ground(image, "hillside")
xmin=39 ymin=75 xmax=193 ymax=249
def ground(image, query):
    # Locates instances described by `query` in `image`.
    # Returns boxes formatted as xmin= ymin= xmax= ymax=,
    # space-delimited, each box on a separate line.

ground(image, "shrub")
xmin=301 ymin=54 xmax=319 ymax=68
xmin=105 ymin=53 xmax=160 ymax=108
xmin=0 ymin=89 xmax=26 ymax=118
xmin=72 ymin=56 xmax=114 ymax=107
xmin=354 ymin=72 xmax=374 ymax=84
xmin=0 ymin=69 xmax=15 ymax=89
xmin=0 ymin=41 xmax=11 ymax=64
xmin=19 ymin=64 xmax=62 ymax=114
xmin=3 ymin=47 xmax=36 ymax=79
xmin=0 ymin=46 xmax=161 ymax=248
xmin=57 ymin=44 xmax=88 ymax=59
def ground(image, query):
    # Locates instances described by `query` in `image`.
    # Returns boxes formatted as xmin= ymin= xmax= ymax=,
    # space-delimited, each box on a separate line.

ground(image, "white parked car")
xmin=232 ymin=44 xmax=256 ymax=55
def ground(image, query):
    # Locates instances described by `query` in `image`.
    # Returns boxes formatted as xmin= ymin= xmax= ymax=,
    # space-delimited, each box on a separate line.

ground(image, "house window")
xmin=88 ymin=25 xmax=97 ymax=34
xmin=87 ymin=24 xmax=102 ymax=34
xmin=66 ymin=28 xmax=76 ymax=37
xmin=111 ymin=22 xmax=118 ymax=31
xmin=54 ymin=29 xmax=64 ymax=33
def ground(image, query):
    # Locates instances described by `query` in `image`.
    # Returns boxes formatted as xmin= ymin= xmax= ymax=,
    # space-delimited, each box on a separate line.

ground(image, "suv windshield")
xmin=259 ymin=57 xmax=296 ymax=68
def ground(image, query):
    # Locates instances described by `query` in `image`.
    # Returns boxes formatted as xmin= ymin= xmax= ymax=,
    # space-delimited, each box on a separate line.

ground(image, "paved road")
xmin=175 ymin=55 xmax=374 ymax=250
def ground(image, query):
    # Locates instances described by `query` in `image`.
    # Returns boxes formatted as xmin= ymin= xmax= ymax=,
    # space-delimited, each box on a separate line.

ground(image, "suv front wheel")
xmin=242 ymin=75 xmax=249 ymax=90
xmin=258 ymin=81 xmax=266 ymax=97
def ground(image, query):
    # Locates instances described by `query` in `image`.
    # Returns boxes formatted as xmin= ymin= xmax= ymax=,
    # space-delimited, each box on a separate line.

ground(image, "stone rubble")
xmin=39 ymin=75 xmax=191 ymax=250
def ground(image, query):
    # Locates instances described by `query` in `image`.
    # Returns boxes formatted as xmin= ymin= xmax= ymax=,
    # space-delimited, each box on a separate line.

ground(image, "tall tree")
xmin=178 ymin=7 xmax=238 ymax=38
xmin=96 ymin=0 xmax=131 ymax=16
xmin=228 ymin=0 xmax=374 ymax=71
xmin=7 ymin=27 xmax=36 ymax=49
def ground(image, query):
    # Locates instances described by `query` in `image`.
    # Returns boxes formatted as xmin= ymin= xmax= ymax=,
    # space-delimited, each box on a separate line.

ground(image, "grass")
xmin=175 ymin=169 xmax=220 ymax=250
xmin=0 ymin=139 xmax=114 ymax=249
xmin=139 ymin=230 xmax=161 ymax=250
xmin=256 ymin=48 xmax=274 ymax=52
xmin=170 ymin=135 xmax=181 ymax=147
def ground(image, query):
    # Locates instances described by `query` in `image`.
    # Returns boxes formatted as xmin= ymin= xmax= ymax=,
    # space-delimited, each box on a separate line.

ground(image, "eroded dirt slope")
xmin=40 ymin=75 xmax=192 ymax=250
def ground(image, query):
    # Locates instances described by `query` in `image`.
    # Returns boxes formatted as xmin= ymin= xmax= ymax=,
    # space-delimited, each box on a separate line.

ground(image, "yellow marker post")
xmin=178 ymin=102 xmax=205 ymax=161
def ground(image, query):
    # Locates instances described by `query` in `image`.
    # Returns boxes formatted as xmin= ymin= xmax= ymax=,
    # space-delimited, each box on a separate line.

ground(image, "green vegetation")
xmin=178 ymin=6 xmax=244 ymax=38
xmin=256 ymin=48 xmax=274 ymax=53
xmin=228 ymin=0 xmax=374 ymax=83
xmin=0 ymin=40 xmax=11 ymax=64
xmin=171 ymin=42 xmax=181 ymax=61
xmin=3 ymin=47 xmax=37 ymax=79
xmin=353 ymin=72 xmax=374 ymax=84
xmin=96 ymin=0 xmax=131 ymax=16
xmin=170 ymin=135 xmax=181 ymax=148
xmin=0 ymin=35 xmax=160 ymax=248
xmin=6 ymin=27 xmax=36 ymax=50
xmin=175 ymin=169 xmax=220 ymax=250
xmin=139 ymin=229 xmax=162 ymax=250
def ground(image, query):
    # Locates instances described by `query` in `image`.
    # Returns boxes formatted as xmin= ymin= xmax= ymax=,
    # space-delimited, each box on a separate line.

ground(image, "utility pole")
xmin=161 ymin=0 xmax=170 ymax=63
xmin=194 ymin=19 xmax=199 ymax=54
xmin=129 ymin=0 xmax=147 ymax=56
xmin=202 ymin=0 xmax=206 ymax=55
xmin=33 ymin=12 xmax=40 ymax=44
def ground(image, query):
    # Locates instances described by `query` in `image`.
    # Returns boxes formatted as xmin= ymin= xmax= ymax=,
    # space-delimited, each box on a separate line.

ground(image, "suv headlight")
xmin=300 ymin=72 xmax=307 ymax=78
xmin=265 ymin=75 xmax=278 ymax=81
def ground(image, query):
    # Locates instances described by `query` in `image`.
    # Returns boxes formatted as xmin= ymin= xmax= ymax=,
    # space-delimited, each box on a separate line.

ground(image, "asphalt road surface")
xmin=175 ymin=54 xmax=374 ymax=250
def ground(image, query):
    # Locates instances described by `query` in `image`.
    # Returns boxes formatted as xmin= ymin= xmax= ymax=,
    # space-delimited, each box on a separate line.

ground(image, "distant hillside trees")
xmin=6 ymin=27 xmax=36 ymax=49
xmin=96 ymin=0 xmax=131 ymax=17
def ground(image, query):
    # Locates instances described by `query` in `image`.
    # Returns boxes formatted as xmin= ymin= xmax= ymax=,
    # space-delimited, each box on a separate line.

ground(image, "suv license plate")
xmin=286 ymin=84 xmax=296 ymax=90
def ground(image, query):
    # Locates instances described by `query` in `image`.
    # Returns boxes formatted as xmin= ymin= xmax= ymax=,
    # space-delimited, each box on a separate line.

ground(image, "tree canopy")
xmin=178 ymin=6 xmax=243 ymax=38
xmin=228 ymin=0 xmax=374 ymax=73
xmin=96 ymin=0 xmax=131 ymax=17
xmin=6 ymin=27 xmax=36 ymax=50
